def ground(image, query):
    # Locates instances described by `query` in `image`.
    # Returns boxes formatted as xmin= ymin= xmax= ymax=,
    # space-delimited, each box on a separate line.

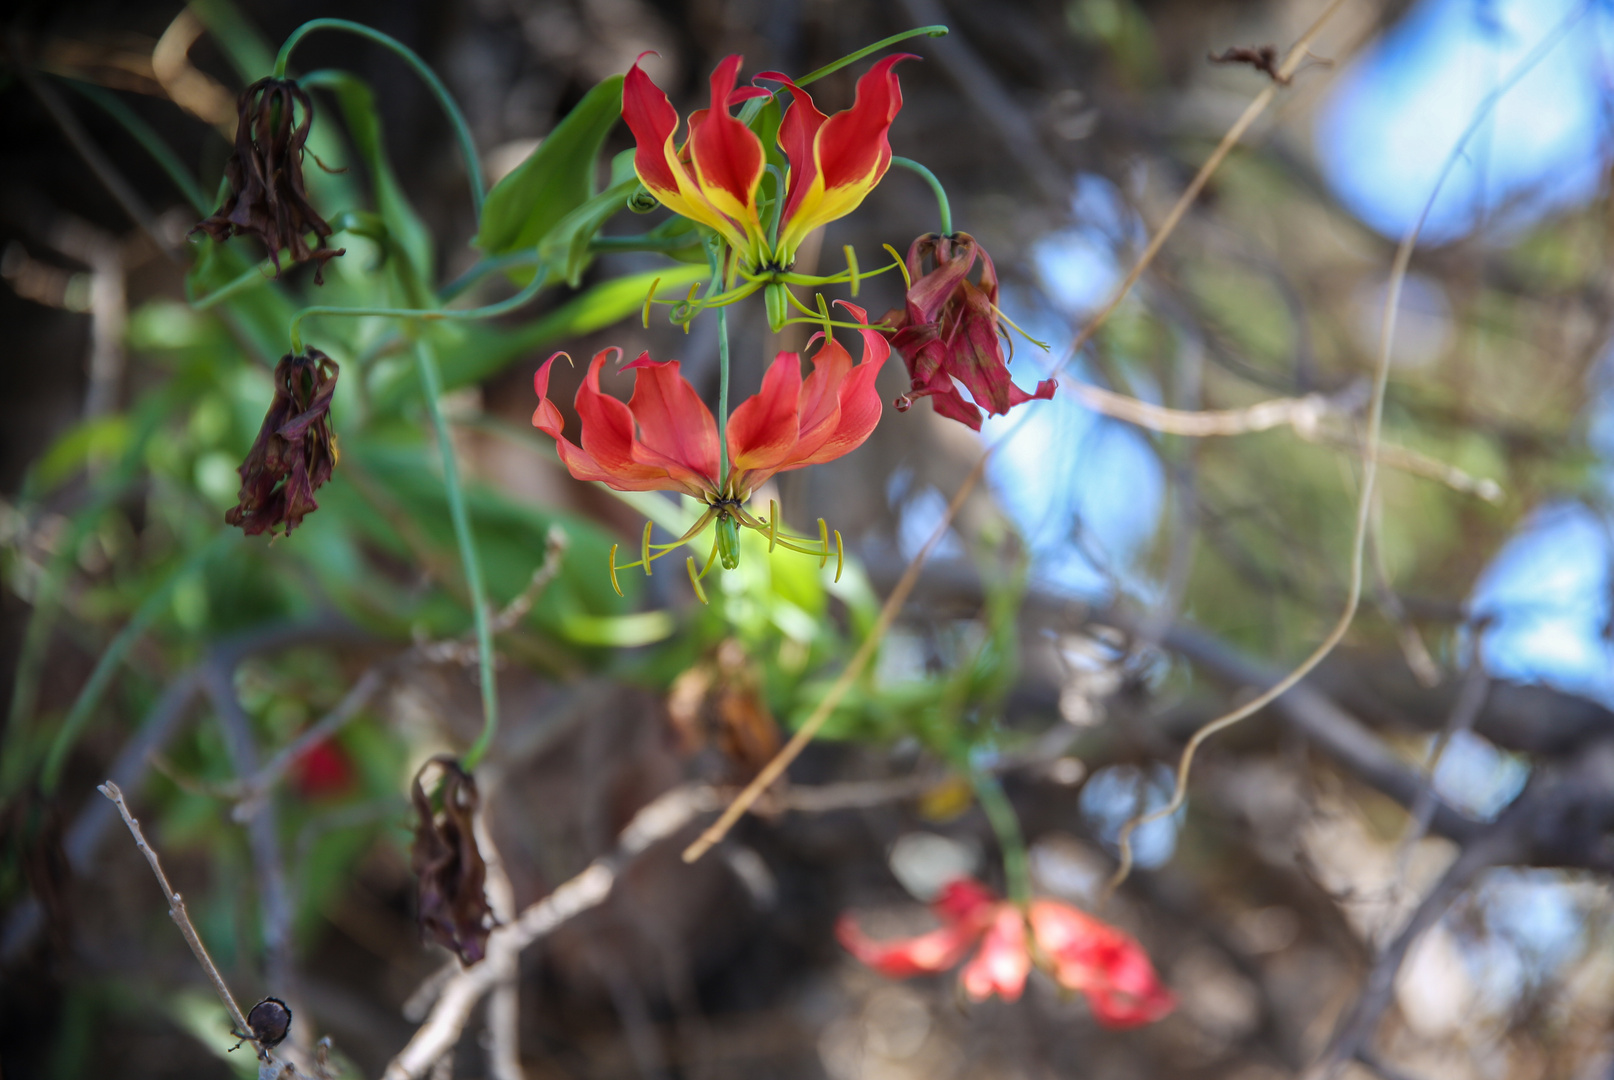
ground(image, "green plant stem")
xmin=288 ymin=263 xmax=546 ymax=351
xmin=717 ymin=307 xmax=732 ymax=487
xmin=40 ymin=531 xmax=232 ymax=793
xmin=970 ymin=767 xmax=1031 ymax=907
xmin=796 ymin=25 xmax=948 ymax=86
xmin=891 ymin=157 xmax=952 ymax=236
xmin=62 ymin=79 xmax=212 ymax=215
xmin=272 ymin=18 xmax=484 ymax=219
xmin=413 ymin=339 xmax=498 ymax=769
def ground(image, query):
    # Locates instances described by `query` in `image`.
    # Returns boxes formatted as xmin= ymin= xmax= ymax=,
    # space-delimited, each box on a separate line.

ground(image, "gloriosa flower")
xmin=226 ymin=348 xmax=339 ymax=537
xmin=885 ymin=232 xmax=1056 ymax=430
xmin=622 ymin=53 xmax=911 ymax=272
xmin=837 ymin=877 xmax=1177 ymax=1028
xmin=532 ymin=302 xmax=890 ymax=598
xmin=191 ymin=77 xmax=345 ymax=284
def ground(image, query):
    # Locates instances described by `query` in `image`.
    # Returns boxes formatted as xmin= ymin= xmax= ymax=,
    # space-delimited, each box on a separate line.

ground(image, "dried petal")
xmin=191 ymin=78 xmax=345 ymax=284
xmin=226 ymin=349 xmax=339 ymax=536
xmin=410 ymin=756 xmax=494 ymax=964
xmin=884 ymin=233 xmax=1055 ymax=430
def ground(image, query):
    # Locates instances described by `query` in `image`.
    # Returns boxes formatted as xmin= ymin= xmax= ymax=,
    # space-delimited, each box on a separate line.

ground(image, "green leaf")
xmin=476 ymin=75 xmax=625 ymax=264
xmin=302 ymin=70 xmax=435 ymax=285
xmin=539 ymin=149 xmax=639 ymax=287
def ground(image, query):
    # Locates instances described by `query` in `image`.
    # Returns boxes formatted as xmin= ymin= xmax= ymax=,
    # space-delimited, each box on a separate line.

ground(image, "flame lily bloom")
xmin=622 ymin=53 xmax=913 ymax=272
xmin=885 ymin=232 xmax=1056 ymax=431
xmin=532 ymin=302 xmax=890 ymax=597
xmin=837 ymin=877 xmax=1176 ymax=1028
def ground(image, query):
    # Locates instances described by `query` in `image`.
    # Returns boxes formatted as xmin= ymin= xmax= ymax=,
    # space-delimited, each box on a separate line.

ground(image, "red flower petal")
xmin=785 ymin=301 xmax=889 ymax=465
xmin=772 ymin=55 xmax=914 ymax=259
xmin=687 ymin=56 xmax=767 ymax=242
xmin=622 ymin=53 xmax=682 ymax=199
xmin=725 ymin=350 xmax=804 ymax=486
xmin=836 ymin=912 xmax=983 ymax=977
xmin=621 ymin=352 xmax=721 ymax=493
xmin=1029 ymin=900 xmax=1176 ymax=1029
xmin=960 ymin=905 xmax=1032 ymax=1001
xmin=533 ymin=350 xmax=699 ymax=494
xmin=622 ymin=55 xmax=754 ymax=257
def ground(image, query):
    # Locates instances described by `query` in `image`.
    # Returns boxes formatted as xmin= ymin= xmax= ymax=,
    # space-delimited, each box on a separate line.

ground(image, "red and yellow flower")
xmin=531 ymin=302 xmax=890 ymax=596
xmin=837 ymin=877 xmax=1176 ymax=1028
xmin=622 ymin=53 xmax=912 ymax=272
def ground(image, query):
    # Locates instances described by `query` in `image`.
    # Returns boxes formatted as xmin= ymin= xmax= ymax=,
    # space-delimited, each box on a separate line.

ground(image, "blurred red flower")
xmin=291 ymin=738 xmax=353 ymax=799
xmin=837 ymin=877 xmax=1175 ymax=1028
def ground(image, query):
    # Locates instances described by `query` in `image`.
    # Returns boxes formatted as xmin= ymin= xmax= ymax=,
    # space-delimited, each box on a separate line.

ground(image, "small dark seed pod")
xmin=247 ymin=997 xmax=292 ymax=1049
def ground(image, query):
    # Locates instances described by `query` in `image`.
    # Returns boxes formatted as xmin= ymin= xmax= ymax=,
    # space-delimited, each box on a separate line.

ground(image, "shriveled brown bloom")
xmin=410 ymin=757 xmax=494 ymax=965
xmin=883 ymin=232 xmax=1055 ymax=431
xmin=226 ymin=349 xmax=339 ymax=536
xmin=192 ymin=77 xmax=345 ymax=284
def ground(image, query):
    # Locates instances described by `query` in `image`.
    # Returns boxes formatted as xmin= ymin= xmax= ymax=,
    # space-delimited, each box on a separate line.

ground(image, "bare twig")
xmin=98 ymin=782 xmax=268 ymax=1062
xmin=1071 ymin=382 xmax=1503 ymax=503
xmin=473 ymin=787 xmax=523 ymax=1080
xmin=386 ymin=784 xmax=722 ymax=1080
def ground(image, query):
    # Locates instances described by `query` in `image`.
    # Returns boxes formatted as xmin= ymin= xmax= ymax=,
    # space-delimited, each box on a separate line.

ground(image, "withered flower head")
xmin=410 ymin=756 xmax=494 ymax=965
xmin=883 ymin=232 xmax=1055 ymax=431
xmin=191 ymin=77 xmax=345 ymax=284
xmin=227 ymin=349 xmax=339 ymax=537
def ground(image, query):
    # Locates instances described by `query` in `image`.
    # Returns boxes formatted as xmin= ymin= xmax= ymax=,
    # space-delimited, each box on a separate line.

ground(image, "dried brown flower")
xmin=883 ymin=232 xmax=1055 ymax=430
xmin=410 ymin=756 xmax=494 ymax=965
xmin=192 ymin=77 xmax=345 ymax=284
xmin=226 ymin=349 xmax=339 ymax=537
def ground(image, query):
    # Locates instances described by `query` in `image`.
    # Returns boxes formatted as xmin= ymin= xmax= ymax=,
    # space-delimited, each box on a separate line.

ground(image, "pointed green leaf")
xmin=476 ymin=75 xmax=625 ymax=262
xmin=539 ymin=149 xmax=639 ymax=287
xmin=301 ymin=70 xmax=435 ymax=283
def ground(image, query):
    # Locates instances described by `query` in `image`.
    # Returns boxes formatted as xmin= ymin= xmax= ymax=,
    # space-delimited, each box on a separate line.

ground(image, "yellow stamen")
xmin=817 ymin=518 xmax=830 ymax=569
xmin=608 ymin=544 xmax=623 ymax=597
xmin=641 ymin=520 xmax=654 ymax=577
xmin=833 ymin=529 xmax=844 ymax=583
xmin=988 ymin=301 xmax=1051 ymax=351
xmin=641 ymin=277 xmax=661 ymax=329
xmin=843 ymin=245 xmax=860 ymax=297
xmin=884 ymin=243 xmax=912 ymax=290
xmin=686 ymin=556 xmax=708 ymax=605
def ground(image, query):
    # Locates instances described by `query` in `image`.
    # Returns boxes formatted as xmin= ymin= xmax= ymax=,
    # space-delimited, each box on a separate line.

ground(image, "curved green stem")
xmin=891 ymin=157 xmax=952 ymax=236
xmin=63 ymin=79 xmax=211 ymax=215
xmin=288 ymin=263 xmax=546 ymax=351
xmin=414 ymin=339 xmax=498 ymax=769
xmin=273 ymin=18 xmax=484 ymax=219
xmin=970 ymin=766 xmax=1031 ymax=907
xmin=795 ymin=25 xmax=948 ymax=87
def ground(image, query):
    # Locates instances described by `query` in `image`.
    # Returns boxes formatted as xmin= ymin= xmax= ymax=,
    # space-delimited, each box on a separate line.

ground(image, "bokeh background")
xmin=3 ymin=0 xmax=1614 ymax=1077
